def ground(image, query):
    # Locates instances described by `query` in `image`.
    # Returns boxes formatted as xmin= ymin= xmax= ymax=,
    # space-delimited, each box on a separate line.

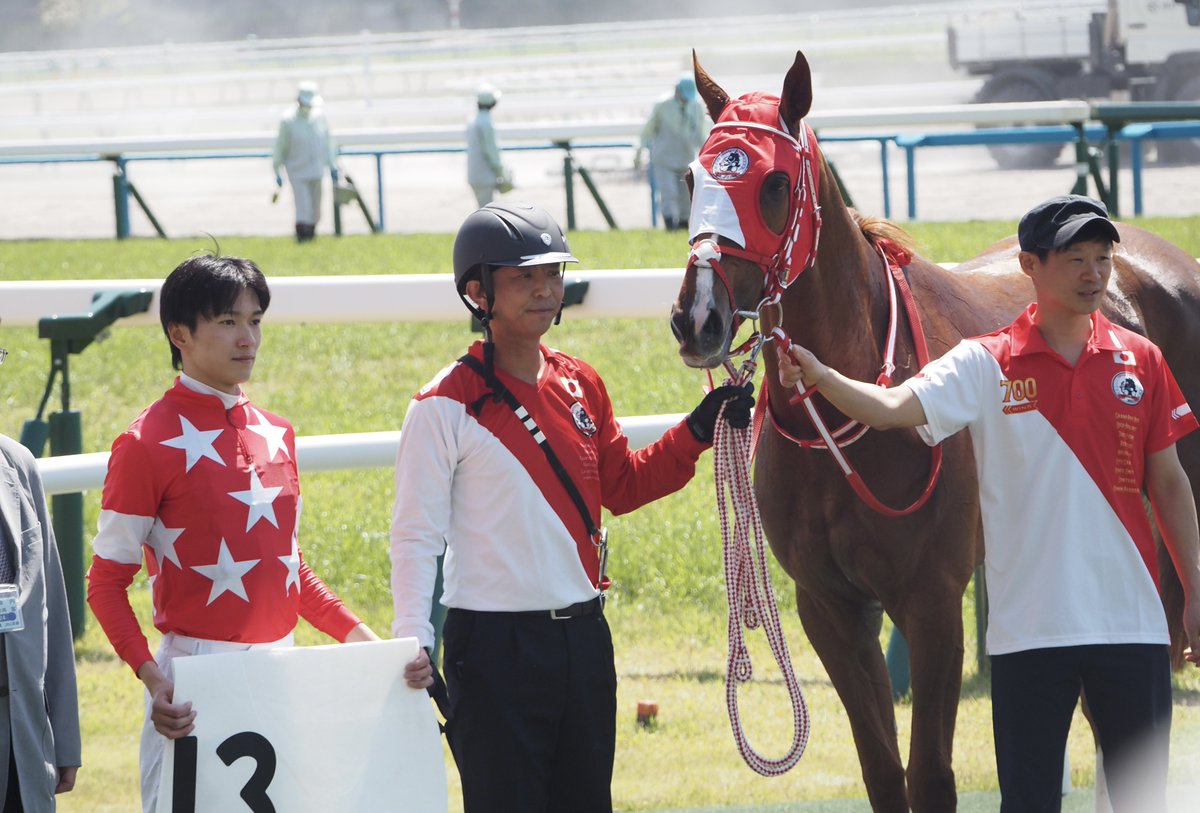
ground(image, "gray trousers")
xmin=652 ymin=163 xmax=690 ymax=225
xmin=290 ymin=177 xmax=323 ymax=225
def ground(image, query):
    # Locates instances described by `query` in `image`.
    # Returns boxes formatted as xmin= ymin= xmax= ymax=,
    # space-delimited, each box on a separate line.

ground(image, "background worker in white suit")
xmin=272 ymin=81 xmax=338 ymax=242
xmin=637 ymin=73 xmax=708 ymax=231
xmin=466 ymin=84 xmax=510 ymax=206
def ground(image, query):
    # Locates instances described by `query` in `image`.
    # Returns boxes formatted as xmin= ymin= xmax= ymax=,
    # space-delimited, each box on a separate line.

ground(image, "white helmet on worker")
xmin=297 ymin=81 xmax=322 ymax=108
xmin=476 ymin=83 xmax=500 ymax=108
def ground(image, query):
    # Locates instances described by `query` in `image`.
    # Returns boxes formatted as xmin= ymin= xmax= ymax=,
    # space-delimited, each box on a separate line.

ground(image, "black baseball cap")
xmin=1017 ymin=195 xmax=1120 ymax=252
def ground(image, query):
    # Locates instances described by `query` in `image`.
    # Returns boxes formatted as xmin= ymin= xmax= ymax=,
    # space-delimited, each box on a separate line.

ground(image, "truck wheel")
xmin=1157 ymin=73 xmax=1200 ymax=165
xmin=976 ymin=72 xmax=1065 ymax=170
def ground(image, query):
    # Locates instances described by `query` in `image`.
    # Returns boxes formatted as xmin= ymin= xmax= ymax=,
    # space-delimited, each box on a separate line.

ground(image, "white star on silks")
xmin=147 ymin=519 xmax=185 ymax=571
xmin=160 ymin=416 xmax=225 ymax=472
xmin=246 ymin=407 xmax=290 ymax=462
xmin=228 ymin=469 xmax=284 ymax=532
xmin=191 ymin=539 xmax=260 ymax=605
xmin=279 ymin=533 xmax=302 ymax=595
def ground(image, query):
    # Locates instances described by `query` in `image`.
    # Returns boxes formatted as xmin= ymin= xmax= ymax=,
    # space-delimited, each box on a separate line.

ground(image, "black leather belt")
xmin=450 ymin=595 xmax=605 ymax=621
xmin=514 ymin=596 xmax=604 ymax=620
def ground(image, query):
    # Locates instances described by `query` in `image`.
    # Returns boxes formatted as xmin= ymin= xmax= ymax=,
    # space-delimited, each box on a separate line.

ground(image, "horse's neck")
xmin=780 ymin=204 xmax=889 ymax=381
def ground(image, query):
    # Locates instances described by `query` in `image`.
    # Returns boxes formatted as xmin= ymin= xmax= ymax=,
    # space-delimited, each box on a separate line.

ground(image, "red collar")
xmin=1009 ymin=304 xmax=1122 ymax=359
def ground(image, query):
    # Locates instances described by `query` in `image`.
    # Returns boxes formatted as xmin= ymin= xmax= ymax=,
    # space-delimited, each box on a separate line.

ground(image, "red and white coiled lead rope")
xmin=713 ymin=382 xmax=810 ymax=776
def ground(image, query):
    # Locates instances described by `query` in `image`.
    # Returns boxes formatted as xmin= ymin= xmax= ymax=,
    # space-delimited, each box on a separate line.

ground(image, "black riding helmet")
xmin=452 ymin=201 xmax=578 ymax=323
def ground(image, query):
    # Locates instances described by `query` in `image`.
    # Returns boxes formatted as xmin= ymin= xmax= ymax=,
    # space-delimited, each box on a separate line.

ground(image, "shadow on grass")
xmin=625 ymin=669 xmax=835 ymax=689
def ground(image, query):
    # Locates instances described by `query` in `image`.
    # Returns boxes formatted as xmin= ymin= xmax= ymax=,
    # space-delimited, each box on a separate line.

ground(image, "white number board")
xmin=155 ymin=637 xmax=447 ymax=812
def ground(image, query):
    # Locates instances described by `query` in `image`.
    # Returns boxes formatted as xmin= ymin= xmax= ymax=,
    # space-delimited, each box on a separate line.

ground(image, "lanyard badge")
xmin=0 ymin=584 xmax=24 ymax=634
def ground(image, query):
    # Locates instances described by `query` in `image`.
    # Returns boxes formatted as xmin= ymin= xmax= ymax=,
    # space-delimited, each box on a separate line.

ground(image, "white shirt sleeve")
xmin=390 ymin=397 xmax=454 ymax=649
xmin=902 ymin=339 xmax=990 ymax=446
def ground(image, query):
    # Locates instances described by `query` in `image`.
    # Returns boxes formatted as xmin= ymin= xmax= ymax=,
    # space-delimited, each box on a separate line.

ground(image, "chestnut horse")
xmin=670 ymin=51 xmax=1199 ymax=812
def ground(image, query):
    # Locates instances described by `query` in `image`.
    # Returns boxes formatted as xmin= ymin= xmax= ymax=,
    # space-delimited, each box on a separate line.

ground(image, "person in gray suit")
xmin=0 ymin=344 xmax=81 ymax=810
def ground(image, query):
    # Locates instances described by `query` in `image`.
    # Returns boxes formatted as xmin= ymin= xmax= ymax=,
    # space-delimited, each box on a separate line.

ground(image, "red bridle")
xmin=686 ymin=96 xmax=942 ymax=518
xmin=686 ymin=95 xmax=823 ymax=338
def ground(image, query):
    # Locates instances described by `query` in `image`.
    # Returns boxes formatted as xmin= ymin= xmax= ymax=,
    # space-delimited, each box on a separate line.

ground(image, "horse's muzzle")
xmin=670 ymin=303 xmax=730 ymax=368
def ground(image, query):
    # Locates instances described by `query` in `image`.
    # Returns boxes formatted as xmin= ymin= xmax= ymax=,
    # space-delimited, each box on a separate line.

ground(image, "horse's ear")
xmin=693 ymin=50 xmax=728 ymax=123
xmin=779 ymin=51 xmax=813 ymax=138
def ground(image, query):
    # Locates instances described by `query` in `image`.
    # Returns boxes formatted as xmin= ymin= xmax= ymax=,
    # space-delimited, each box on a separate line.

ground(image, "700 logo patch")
xmin=1000 ymin=377 xmax=1039 ymax=415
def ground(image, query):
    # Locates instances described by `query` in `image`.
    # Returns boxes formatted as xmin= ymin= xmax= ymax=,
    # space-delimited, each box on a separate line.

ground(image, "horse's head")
xmin=670 ymin=51 xmax=822 ymax=368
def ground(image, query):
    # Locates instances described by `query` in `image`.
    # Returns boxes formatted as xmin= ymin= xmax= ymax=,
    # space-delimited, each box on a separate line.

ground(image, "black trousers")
xmin=992 ymin=644 xmax=1172 ymax=813
xmin=442 ymin=608 xmax=617 ymax=813
xmin=5 ymin=741 xmax=21 ymax=812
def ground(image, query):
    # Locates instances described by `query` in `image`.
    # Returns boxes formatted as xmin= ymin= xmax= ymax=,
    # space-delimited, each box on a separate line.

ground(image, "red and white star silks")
xmin=87 ymin=379 xmax=359 ymax=674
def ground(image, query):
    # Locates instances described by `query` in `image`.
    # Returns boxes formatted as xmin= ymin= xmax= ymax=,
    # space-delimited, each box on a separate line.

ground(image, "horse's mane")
xmin=851 ymin=209 xmax=919 ymax=256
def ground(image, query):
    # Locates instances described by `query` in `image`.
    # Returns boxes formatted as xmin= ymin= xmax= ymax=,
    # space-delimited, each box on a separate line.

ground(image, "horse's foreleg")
xmin=900 ymin=600 xmax=964 ymax=813
xmin=795 ymin=585 xmax=908 ymax=813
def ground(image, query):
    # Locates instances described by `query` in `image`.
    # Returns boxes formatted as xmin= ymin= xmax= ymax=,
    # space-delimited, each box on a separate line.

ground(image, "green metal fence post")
xmin=1105 ymin=126 xmax=1121 ymax=217
xmin=575 ymin=164 xmax=617 ymax=229
xmin=332 ymin=167 xmax=343 ymax=236
xmin=558 ymin=142 xmax=576 ymax=230
xmin=111 ymin=157 xmax=131 ymax=240
xmin=48 ymin=408 xmax=86 ymax=636
xmin=430 ymin=555 xmax=446 ymax=664
xmin=30 ymin=289 xmax=153 ymax=639
xmin=1071 ymin=124 xmax=1090 ymax=196
xmin=885 ymin=627 xmax=910 ymax=701
xmin=974 ymin=566 xmax=988 ymax=675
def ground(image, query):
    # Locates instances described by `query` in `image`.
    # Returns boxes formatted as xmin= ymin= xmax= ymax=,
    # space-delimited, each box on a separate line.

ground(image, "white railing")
xmin=35 ymin=415 xmax=685 ymax=496
xmin=10 ymin=269 xmax=693 ymax=492
xmin=0 ymin=269 xmax=686 ymax=327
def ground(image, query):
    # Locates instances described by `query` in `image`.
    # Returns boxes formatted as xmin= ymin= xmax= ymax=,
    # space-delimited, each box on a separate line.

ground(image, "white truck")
xmin=948 ymin=0 xmax=1200 ymax=167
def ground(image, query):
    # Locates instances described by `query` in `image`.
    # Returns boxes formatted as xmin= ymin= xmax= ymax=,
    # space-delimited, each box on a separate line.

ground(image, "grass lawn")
xmin=3 ymin=216 xmax=1199 ymax=810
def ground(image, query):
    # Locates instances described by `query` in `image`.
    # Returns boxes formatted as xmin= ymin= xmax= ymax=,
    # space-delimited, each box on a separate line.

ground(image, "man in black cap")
xmin=774 ymin=194 xmax=1200 ymax=811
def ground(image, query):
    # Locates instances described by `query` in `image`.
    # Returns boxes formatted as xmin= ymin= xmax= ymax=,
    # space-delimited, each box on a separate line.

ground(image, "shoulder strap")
xmin=458 ymin=354 xmax=600 ymax=538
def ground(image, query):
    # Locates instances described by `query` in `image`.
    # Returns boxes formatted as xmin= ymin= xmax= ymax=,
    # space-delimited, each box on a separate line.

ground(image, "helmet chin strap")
xmin=477 ymin=267 xmax=504 ymax=406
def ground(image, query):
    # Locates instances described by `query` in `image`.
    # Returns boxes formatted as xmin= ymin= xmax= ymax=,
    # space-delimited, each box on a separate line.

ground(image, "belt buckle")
xmin=550 ymin=606 xmax=571 ymax=621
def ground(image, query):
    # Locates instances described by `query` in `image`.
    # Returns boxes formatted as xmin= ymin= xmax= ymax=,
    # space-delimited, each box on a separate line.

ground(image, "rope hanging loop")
xmin=712 ymin=372 xmax=810 ymax=777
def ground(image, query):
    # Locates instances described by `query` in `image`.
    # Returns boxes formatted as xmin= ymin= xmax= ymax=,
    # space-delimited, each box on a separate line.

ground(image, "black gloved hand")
xmin=685 ymin=382 xmax=755 ymax=443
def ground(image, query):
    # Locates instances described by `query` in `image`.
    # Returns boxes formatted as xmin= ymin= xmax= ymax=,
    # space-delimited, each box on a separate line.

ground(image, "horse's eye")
xmin=765 ymin=174 xmax=790 ymax=196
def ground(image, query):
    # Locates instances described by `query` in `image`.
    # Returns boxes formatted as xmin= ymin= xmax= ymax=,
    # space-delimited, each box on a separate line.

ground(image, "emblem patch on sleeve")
xmin=571 ymin=402 xmax=597 ymax=437
xmin=1111 ymin=371 xmax=1144 ymax=406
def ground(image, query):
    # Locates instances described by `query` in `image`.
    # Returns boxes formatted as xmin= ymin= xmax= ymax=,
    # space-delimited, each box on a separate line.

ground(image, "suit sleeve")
xmin=26 ymin=451 xmax=82 ymax=767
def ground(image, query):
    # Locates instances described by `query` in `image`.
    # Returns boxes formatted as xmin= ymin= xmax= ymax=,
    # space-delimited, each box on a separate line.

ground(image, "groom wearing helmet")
xmin=390 ymin=201 xmax=752 ymax=812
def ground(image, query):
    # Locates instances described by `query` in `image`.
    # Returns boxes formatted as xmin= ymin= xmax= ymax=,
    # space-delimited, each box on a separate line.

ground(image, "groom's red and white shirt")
xmin=87 ymin=377 xmax=359 ymax=674
xmin=905 ymin=306 xmax=1197 ymax=656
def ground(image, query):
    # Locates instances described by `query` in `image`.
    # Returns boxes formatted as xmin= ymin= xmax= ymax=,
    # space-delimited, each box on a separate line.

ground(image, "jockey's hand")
xmin=687 ymin=383 xmax=754 ymax=442
xmin=148 ymin=681 xmax=195 ymax=740
xmin=404 ymin=647 xmax=435 ymax=689
xmin=778 ymin=344 xmax=829 ymax=390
